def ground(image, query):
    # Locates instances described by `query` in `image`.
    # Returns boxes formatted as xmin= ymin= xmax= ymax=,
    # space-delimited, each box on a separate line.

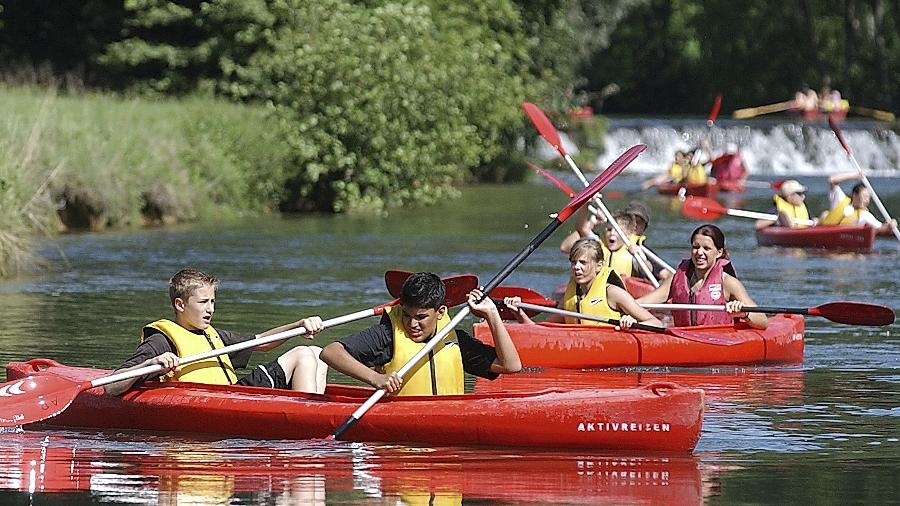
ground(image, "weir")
xmin=567 ymin=119 xmax=900 ymax=177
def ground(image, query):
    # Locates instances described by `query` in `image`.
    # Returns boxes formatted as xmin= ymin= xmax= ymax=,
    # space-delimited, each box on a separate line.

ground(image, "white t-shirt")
xmin=828 ymin=186 xmax=882 ymax=227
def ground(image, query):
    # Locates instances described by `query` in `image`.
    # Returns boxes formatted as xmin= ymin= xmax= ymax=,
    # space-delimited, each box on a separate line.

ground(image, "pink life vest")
xmin=669 ymin=258 xmax=735 ymax=326
xmin=710 ymin=153 xmax=745 ymax=182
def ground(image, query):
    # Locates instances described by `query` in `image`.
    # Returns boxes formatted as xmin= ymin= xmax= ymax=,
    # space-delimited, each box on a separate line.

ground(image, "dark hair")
xmin=400 ymin=272 xmax=445 ymax=309
xmin=690 ymin=224 xmax=728 ymax=258
xmin=851 ymin=182 xmax=866 ymax=197
xmin=169 ymin=268 xmax=218 ymax=306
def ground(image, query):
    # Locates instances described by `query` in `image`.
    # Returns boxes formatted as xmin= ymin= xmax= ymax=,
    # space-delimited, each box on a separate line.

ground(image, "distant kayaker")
xmin=637 ymin=225 xmax=768 ymax=329
xmin=642 ymin=149 xmax=707 ymax=189
xmin=507 ymin=238 xmax=662 ymax=329
xmin=820 ymin=172 xmax=897 ymax=234
xmin=319 ymin=272 xmax=521 ymax=396
xmin=104 ymin=268 xmax=329 ymax=396
xmin=755 ymin=179 xmax=816 ymax=230
xmin=559 ymin=204 xmax=668 ymax=282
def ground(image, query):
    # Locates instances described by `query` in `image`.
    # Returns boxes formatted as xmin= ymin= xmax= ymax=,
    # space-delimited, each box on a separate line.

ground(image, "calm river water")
xmin=0 ymin=174 xmax=898 ymax=504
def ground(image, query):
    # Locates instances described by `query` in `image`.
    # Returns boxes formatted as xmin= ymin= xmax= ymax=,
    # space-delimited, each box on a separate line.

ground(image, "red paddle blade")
xmin=0 ymin=375 xmax=87 ymax=427
xmin=707 ymin=94 xmax=723 ymax=126
xmin=558 ymin=145 xmax=646 ymax=222
xmin=809 ymin=302 xmax=895 ymax=326
xmin=828 ymin=114 xmax=852 ymax=154
xmin=526 ymin=162 xmax=576 ymax=197
xmin=771 ymin=179 xmax=785 ymax=190
xmin=681 ymin=196 xmax=726 ymax=221
xmin=384 ymin=271 xmax=479 ymax=307
xmin=490 ymin=285 xmax=557 ymax=320
xmin=523 ymin=102 xmax=566 ymax=157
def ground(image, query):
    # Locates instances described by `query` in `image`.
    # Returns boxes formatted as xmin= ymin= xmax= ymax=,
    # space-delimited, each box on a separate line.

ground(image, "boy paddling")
xmin=105 ymin=268 xmax=328 ymax=396
xmin=320 ymin=272 xmax=521 ymax=395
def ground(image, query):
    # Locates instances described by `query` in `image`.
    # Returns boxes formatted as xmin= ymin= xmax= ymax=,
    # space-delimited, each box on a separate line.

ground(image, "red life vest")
xmin=669 ymin=258 xmax=735 ymax=326
xmin=710 ymin=154 xmax=745 ymax=182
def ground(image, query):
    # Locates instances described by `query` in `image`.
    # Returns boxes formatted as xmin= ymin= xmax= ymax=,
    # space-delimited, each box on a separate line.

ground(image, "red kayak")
xmin=474 ymin=314 xmax=804 ymax=368
xmin=756 ymin=224 xmax=877 ymax=251
xmin=6 ymin=359 xmax=704 ymax=452
xmin=656 ymin=181 xmax=719 ymax=198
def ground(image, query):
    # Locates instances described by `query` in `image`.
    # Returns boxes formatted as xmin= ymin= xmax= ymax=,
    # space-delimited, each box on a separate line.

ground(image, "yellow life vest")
xmin=668 ymin=163 xmax=684 ymax=181
xmin=561 ymin=267 xmax=621 ymax=325
xmin=379 ymin=306 xmax=464 ymax=396
xmin=820 ymin=196 xmax=862 ymax=225
xmin=143 ymin=319 xmax=238 ymax=384
xmin=684 ymin=164 xmax=707 ymax=185
xmin=600 ymin=241 xmax=634 ymax=277
xmin=773 ymin=195 xmax=811 ymax=228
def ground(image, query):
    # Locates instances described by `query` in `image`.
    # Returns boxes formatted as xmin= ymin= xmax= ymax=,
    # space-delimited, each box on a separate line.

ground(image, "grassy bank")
xmin=0 ymin=86 xmax=290 ymax=277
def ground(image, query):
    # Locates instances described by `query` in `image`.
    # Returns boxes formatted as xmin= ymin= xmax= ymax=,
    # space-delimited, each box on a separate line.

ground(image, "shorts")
xmin=237 ymin=359 xmax=289 ymax=389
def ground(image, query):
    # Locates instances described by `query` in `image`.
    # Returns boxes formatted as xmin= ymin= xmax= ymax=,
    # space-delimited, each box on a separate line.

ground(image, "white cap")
xmin=780 ymin=180 xmax=807 ymax=197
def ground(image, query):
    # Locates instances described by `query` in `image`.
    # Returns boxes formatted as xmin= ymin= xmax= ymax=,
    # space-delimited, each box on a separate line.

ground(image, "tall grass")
xmin=0 ymin=85 xmax=290 ymax=277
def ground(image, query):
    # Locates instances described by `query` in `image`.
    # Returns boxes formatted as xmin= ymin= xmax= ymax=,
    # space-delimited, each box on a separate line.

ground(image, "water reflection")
xmin=0 ymin=430 xmax=714 ymax=504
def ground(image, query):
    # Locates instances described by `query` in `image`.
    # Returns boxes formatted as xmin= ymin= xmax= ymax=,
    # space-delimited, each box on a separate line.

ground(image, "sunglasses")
xmin=793 ymin=191 xmax=806 ymax=196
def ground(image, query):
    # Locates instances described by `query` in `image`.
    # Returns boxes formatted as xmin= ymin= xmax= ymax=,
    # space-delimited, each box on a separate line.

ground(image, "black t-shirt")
xmin=118 ymin=327 xmax=255 ymax=386
xmin=338 ymin=313 xmax=499 ymax=380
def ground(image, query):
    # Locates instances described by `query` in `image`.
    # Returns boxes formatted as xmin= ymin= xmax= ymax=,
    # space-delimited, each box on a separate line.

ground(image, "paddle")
xmin=524 ymin=102 xmax=666 ymax=282
xmin=732 ymin=100 xmax=795 ymax=119
xmin=707 ymin=94 xmax=722 ymax=127
xmin=849 ymin=106 xmax=895 ymax=122
xmin=828 ymin=115 xmax=900 ymax=242
xmin=639 ymin=301 xmax=895 ymax=327
xmin=526 ymin=162 xmax=576 ymax=198
xmin=327 ymin=143 xmax=646 ymax=440
xmin=681 ymin=196 xmax=816 ymax=226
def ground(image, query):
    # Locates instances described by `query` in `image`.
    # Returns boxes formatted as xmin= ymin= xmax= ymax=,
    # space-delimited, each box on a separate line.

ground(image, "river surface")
xmin=0 ymin=173 xmax=898 ymax=504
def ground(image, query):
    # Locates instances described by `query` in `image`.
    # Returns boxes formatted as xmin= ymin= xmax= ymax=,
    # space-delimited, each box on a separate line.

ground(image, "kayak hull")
xmin=657 ymin=181 xmax=719 ymax=198
xmin=756 ymin=224 xmax=877 ymax=251
xmin=6 ymin=359 xmax=704 ymax=452
xmin=474 ymin=314 xmax=804 ymax=368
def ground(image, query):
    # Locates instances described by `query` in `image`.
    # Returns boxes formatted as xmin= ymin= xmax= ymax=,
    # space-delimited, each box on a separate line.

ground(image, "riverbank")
xmin=0 ymin=86 xmax=290 ymax=277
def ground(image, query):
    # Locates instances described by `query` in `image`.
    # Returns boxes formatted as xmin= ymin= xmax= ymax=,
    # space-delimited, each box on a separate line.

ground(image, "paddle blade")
xmin=828 ymin=115 xmax=851 ymax=154
xmin=558 ymin=145 xmax=646 ymax=222
xmin=523 ymin=102 xmax=566 ymax=156
xmin=384 ymin=271 xmax=478 ymax=307
xmin=681 ymin=196 xmax=726 ymax=221
xmin=809 ymin=302 xmax=895 ymax=326
xmin=707 ymin=94 xmax=722 ymax=126
xmin=0 ymin=375 xmax=87 ymax=427
xmin=527 ymin=162 xmax=576 ymax=197
xmin=490 ymin=285 xmax=557 ymax=320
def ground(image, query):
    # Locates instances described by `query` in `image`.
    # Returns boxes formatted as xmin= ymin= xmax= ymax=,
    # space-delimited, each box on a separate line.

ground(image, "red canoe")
xmin=756 ymin=224 xmax=877 ymax=251
xmin=474 ymin=314 xmax=804 ymax=368
xmin=6 ymin=359 xmax=704 ymax=452
xmin=657 ymin=181 xmax=719 ymax=198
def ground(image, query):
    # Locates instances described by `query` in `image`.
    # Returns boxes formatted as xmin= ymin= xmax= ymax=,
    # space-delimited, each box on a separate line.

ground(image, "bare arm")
xmin=251 ymin=316 xmax=324 ymax=352
xmin=607 ymin=285 xmax=662 ymax=327
xmin=469 ymin=289 xmax=521 ymax=374
xmin=829 ymin=171 xmax=860 ymax=187
xmin=319 ymin=341 xmax=401 ymax=392
xmin=724 ymin=274 xmax=768 ymax=329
